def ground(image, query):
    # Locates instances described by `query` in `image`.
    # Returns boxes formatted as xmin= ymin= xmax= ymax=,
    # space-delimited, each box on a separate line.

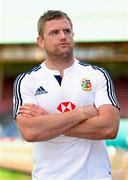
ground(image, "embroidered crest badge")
xmin=80 ymin=78 xmax=92 ymax=91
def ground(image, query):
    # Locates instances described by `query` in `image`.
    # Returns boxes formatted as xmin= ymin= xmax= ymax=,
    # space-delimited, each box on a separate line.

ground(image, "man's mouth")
xmin=58 ymin=43 xmax=69 ymax=46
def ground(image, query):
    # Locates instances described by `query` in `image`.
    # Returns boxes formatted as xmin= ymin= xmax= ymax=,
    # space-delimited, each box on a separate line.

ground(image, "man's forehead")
xmin=44 ymin=18 xmax=71 ymax=31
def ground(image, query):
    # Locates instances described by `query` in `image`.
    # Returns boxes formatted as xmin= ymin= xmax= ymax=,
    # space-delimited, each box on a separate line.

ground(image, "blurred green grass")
xmin=0 ymin=169 xmax=31 ymax=180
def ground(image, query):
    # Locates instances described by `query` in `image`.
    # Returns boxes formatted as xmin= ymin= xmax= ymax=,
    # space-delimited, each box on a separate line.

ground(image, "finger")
xmin=31 ymin=106 xmax=48 ymax=114
xmin=21 ymin=114 xmax=32 ymax=118
xmin=20 ymin=104 xmax=34 ymax=111
xmin=23 ymin=103 xmax=37 ymax=106
xmin=21 ymin=104 xmax=38 ymax=109
xmin=20 ymin=104 xmax=49 ymax=115
xmin=19 ymin=109 xmax=32 ymax=116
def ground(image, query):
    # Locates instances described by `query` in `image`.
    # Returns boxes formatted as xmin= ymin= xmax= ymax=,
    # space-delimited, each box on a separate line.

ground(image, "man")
xmin=13 ymin=10 xmax=120 ymax=180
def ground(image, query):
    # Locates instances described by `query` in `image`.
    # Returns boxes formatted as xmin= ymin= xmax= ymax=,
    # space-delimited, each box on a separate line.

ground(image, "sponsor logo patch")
xmin=57 ymin=102 xmax=76 ymax=112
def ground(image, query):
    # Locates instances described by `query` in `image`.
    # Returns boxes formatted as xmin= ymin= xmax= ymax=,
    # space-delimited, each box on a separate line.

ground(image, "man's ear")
xmin=37 ymin=36 xmax=44 ymax=48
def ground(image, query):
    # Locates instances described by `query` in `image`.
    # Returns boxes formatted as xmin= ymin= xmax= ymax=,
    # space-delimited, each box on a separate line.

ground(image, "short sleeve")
xmin=94 ymin=67 xmax=120 ymax=109
xmin=13 ymin=73 xmax=38 ymax=119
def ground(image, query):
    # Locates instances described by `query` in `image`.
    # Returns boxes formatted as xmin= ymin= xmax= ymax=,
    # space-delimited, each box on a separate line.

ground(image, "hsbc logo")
xmin=57 ymin=102 xmax=76 ymax=112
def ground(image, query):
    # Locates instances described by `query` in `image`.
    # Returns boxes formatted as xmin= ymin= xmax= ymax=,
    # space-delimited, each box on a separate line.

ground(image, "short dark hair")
xmin=37 ymin=10 xmax=73 ymax=36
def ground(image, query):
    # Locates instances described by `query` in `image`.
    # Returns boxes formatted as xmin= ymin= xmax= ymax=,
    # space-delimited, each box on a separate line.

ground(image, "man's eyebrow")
xmin=48 ymin=27 xmax=71 ymax=35
xmin=63 ymin=28 xmax=71 ymax=31
xmin=48 ymin=29 xmax=59 ymax=33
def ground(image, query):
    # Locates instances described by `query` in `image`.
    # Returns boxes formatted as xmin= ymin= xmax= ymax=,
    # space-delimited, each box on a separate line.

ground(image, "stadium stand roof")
xmin=0 ymin=0 xmax=128 ymax=43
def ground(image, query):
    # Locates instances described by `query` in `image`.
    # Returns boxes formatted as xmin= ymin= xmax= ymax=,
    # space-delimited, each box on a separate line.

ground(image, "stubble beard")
xmin=55 ymin=47 xmax=73 ymax=61
xmin=45 ymin=44 xmax=74 ymax=63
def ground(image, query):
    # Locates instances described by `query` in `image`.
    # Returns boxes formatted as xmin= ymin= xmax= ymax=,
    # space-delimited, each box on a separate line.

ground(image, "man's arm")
xmin=64 ymin=104 xmax=120 ymax=140
xmin=16 ymin=104 xmax=98 ymax=142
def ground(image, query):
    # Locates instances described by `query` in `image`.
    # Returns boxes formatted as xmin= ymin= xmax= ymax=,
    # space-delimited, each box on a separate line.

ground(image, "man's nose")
xmin=59 ymin=31 xmax=66 ymax=39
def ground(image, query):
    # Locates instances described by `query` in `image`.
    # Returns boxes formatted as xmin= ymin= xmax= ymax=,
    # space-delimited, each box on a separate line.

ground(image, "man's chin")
xmin=59 ymin=48 xmax=72 ymax=56
xmin=58 ymin=52 xmax=73 ymax=60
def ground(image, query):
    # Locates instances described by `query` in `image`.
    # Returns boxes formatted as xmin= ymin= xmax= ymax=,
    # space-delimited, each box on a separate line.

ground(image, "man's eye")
xmin=64 ymin=29 xmax=71 ymax=34
xmin=50 ymin=30 xmax=58 ymax=35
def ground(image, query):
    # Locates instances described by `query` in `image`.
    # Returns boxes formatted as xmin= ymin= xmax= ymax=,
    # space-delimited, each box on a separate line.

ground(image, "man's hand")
xmin=78 ymin=104 xmax=99 ymax=120
xmin=19 ymin=103 xmax=48 ymax=118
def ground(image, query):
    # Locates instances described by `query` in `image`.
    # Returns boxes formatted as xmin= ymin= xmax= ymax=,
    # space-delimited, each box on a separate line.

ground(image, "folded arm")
xmin=16 ymin=104 xmax=98 ymax=142
xmin=64 ymin=104 xmax=120 ymax=140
